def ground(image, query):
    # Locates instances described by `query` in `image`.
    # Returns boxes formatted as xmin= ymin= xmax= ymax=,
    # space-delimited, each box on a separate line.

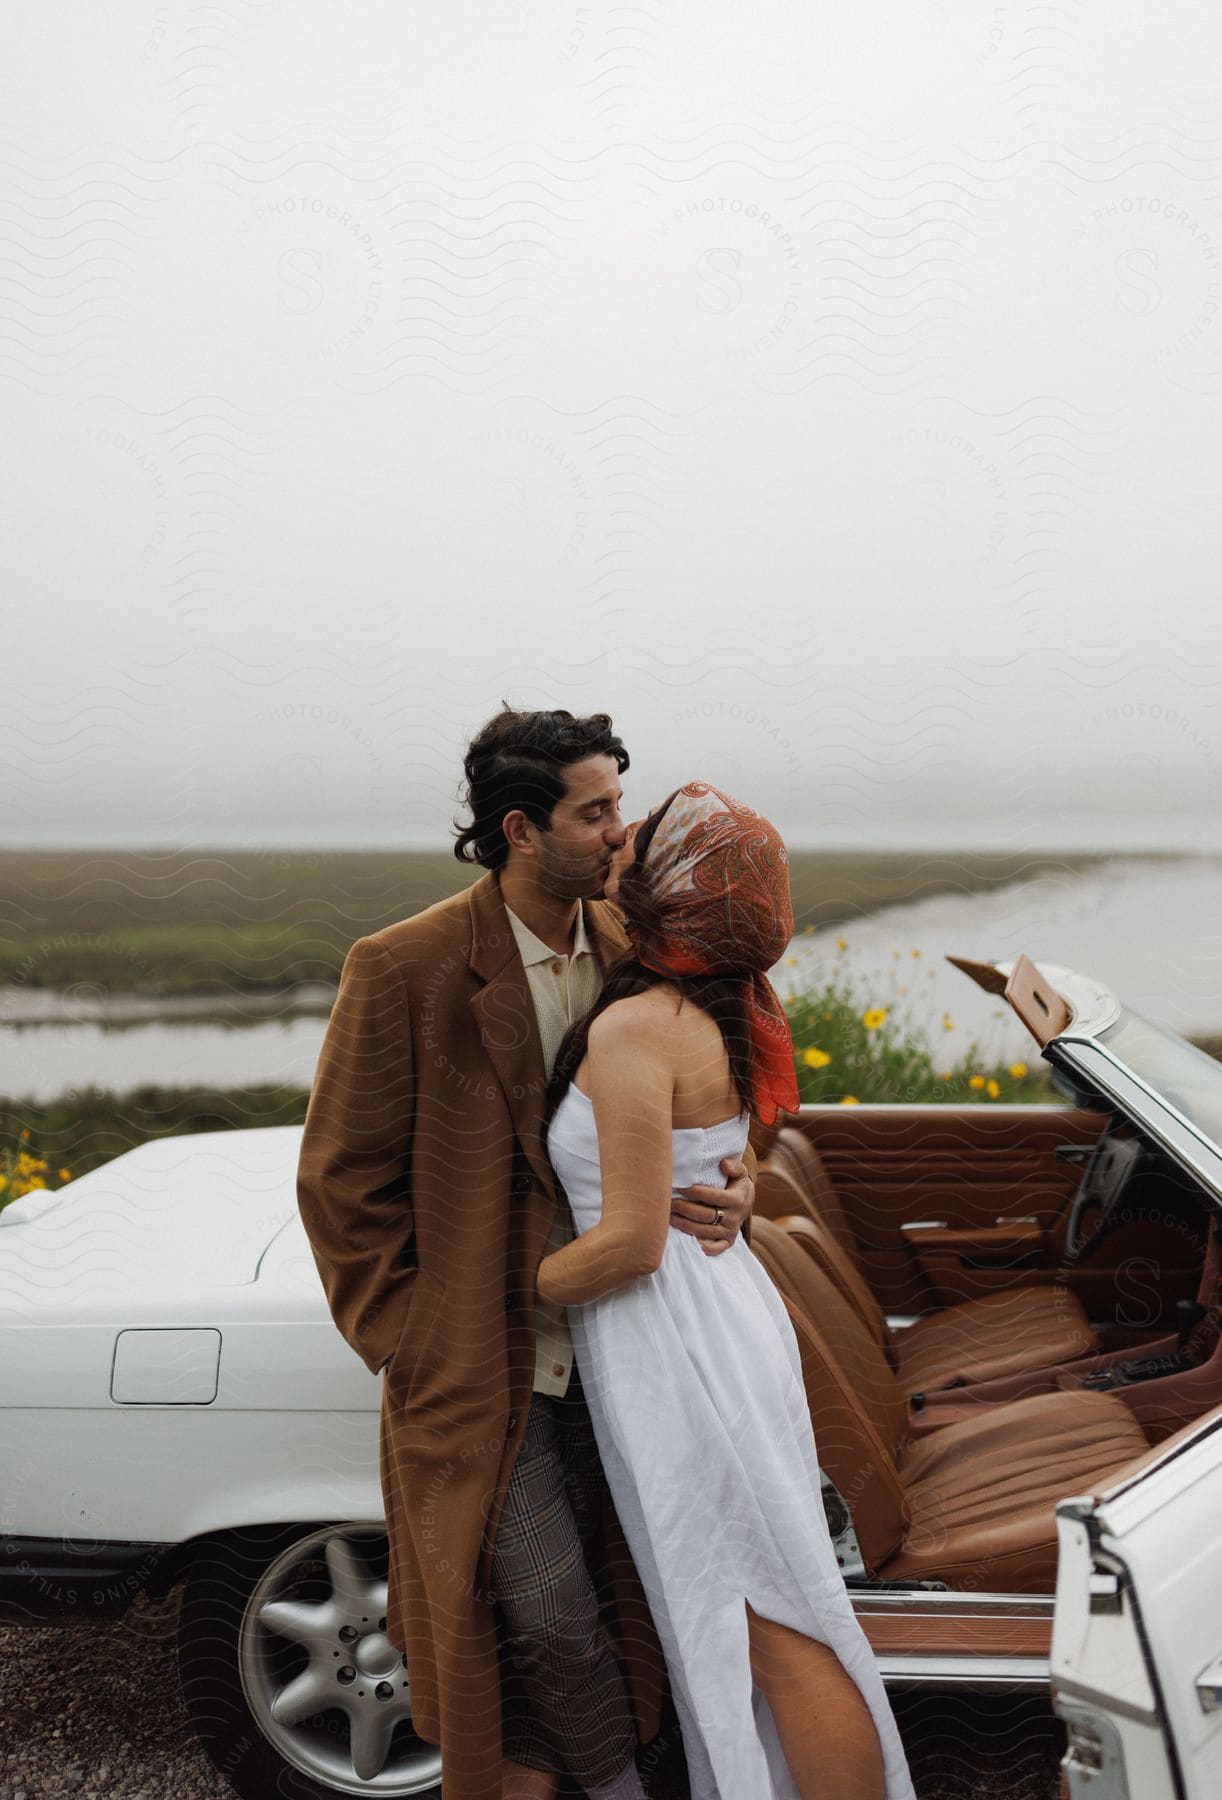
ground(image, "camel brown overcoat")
xmin=297 ymin=872 xmax=675 ymax=1799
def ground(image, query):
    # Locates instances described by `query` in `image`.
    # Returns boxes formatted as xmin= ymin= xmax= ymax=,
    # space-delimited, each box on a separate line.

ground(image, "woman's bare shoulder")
xmin=588 ymin=987 xmax=736 ymax=1118
xmin=587 ymin=985 xmax=683 ymax=1043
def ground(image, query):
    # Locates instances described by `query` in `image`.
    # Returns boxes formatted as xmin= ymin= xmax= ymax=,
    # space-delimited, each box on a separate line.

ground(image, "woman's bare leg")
xmin=745 ymin=1602 xmax=886 ymax=1800
xmin=501 ymin=1758 xmax=559 ymax=1799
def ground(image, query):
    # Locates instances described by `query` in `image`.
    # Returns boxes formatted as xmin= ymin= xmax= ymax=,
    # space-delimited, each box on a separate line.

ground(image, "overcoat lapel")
xmin=466 ymin=874 xmax=630 ymax=1216
xmin=466 ymin=875 xmax=555 ymax=1206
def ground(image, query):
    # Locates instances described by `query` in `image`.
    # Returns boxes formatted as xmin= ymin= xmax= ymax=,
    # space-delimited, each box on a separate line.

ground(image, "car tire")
xmin=176 ymin=1520 xmax=443 ymax=1799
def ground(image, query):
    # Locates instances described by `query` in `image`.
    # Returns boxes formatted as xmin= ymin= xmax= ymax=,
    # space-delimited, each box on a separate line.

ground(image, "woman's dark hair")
xmin=453 ymin=705 xmax=630 ymax=872
xmin=544 ymin=792 xmax=760 ymax=1124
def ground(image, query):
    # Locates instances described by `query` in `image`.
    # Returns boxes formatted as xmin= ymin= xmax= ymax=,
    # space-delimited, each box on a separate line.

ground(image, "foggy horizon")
xmin=7 ymin=5 xmax=1222 ymax=860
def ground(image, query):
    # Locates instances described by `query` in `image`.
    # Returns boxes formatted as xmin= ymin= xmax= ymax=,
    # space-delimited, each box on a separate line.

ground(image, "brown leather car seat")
xmin=759 ymin=1127 xmax=1098 ymax=1391
xmin=750 ymin=1216 xmax=1148 ymax=1591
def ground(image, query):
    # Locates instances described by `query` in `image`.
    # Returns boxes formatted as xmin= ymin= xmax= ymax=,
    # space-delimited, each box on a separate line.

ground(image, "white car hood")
xmin=0 ymin=1125 xmax=303 ymax=1311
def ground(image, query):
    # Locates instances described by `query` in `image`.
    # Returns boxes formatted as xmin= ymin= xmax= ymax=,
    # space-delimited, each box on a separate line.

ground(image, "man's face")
xmin=531 ymin=754 xmax=627 ymax=899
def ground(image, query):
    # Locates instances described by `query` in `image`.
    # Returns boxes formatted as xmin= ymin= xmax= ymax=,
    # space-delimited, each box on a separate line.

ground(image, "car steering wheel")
xmin=1064 ymin=1122 xmax=1146 ymax=1258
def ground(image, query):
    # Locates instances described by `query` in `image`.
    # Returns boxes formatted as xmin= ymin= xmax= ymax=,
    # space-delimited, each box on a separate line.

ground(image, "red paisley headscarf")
xmin=632 ymin=781 xmax=800 ymax=1126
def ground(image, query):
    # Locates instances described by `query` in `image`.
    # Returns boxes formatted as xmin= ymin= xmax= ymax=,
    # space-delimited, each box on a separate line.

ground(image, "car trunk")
xmin=0 ymin=1124 xmax=301 ymax=1304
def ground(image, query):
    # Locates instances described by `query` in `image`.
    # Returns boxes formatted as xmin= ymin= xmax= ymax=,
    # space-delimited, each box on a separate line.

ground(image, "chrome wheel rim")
xmin=236 ymin=1522 xmax=442 ymax=1795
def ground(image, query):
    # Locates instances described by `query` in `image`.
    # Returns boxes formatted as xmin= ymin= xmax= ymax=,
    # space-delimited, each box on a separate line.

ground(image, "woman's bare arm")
xmin=535 ymin=1001 xmax=675 ymax=1307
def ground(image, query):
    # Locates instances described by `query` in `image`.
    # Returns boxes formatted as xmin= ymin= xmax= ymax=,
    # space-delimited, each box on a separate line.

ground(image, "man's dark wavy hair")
xmin=453 ymin=705 xmax=630 ymax=873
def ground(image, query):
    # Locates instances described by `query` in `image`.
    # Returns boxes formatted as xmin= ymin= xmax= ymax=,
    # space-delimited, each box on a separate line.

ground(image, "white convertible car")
xmin=1 ymin=954 xmax=1220 ymax=1800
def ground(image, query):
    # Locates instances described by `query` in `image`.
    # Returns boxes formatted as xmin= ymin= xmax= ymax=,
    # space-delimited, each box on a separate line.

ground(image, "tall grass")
xmin=783 ymin=953 xmax=1056 ymax=1106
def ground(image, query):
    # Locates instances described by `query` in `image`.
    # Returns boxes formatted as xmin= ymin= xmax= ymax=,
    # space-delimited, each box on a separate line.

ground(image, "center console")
xmin=906 ymin=1297 xmax=1220 ymax=1441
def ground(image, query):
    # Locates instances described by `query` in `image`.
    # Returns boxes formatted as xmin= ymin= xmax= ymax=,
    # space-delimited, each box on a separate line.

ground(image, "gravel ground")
xmin=0 ymin=1586 xmax=1065 ymax=1800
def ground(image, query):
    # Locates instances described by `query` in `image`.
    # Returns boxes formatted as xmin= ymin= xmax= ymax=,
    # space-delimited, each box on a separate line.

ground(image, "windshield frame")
xmin=1047 ymin=1011 xmax=1222 ymax=1205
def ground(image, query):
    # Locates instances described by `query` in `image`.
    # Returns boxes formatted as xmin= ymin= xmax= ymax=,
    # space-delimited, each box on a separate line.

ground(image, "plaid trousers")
xmin=490 ymin=1362 xmax=639 ymax=1784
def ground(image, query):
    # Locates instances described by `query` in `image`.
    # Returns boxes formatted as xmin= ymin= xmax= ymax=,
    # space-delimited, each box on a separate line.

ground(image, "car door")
xmin=798 ymin=1101 xmax=1204 ymax=1325
xmin=1051 ymin=1413 xmax=1222 ymax=1800
xmin=796 ymin=1102 xmax=1108 ymax=1314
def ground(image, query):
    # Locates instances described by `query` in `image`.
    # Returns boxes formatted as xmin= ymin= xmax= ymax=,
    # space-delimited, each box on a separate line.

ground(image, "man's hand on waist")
xmin=669 ymin=1154 xmax=753 ymax=1258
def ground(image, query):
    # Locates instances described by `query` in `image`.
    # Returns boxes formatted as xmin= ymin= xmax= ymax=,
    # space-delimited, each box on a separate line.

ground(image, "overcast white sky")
xmin=6 ymin=2 xmax=1222 ymax=851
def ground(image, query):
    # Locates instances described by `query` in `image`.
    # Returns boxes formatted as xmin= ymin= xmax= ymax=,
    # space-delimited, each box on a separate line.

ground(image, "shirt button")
xmin=551 ymin=959 xmax=563 ymax=975
xmin=552 ymin=1363 xmax=565 ymax=1378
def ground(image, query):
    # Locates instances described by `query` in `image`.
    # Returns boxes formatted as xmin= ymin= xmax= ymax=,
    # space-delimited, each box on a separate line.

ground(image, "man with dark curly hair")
xmin=298 ymin=705 xmax=756 ymax=1800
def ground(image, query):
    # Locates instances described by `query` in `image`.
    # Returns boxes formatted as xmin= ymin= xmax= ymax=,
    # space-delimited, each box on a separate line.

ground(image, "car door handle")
xmin=1197 ymin=1653 xmax=1222 ymax=1714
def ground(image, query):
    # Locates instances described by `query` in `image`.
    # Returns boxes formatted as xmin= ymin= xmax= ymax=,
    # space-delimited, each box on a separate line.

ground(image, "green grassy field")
xmin=0 ymin=846 xmax=1123 ymax=995
xmin=0 ymin=844 xmax=1188 ymax=1197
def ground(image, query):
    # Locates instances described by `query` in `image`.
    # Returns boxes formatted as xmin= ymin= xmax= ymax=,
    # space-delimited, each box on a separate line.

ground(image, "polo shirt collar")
xmin=504 ymin=901 xmax=595 ymax=967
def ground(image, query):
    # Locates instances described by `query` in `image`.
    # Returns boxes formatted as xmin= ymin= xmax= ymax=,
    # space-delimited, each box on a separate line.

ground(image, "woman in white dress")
xmin=536 ymin=782 xmax=916 ymax=1800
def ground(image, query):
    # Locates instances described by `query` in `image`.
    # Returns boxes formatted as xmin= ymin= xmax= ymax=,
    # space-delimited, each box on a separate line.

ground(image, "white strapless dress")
xmin=546 ymin=1083 xmax=916 ymax=1800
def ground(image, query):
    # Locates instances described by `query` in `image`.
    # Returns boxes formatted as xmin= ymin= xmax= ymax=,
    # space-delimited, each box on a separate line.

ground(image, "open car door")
xmin=1051 ymin=1415 xmax=1222 ymax=1799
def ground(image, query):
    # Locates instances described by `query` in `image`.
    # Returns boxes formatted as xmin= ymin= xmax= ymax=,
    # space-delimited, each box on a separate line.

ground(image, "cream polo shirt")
xmin=503 ymin=900 xmax=604 ymax=1397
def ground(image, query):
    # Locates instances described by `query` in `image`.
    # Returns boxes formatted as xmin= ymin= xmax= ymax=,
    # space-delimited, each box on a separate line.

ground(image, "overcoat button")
xmin=504 ymin=1292 xmax=518 ymax=1312
xmin=510 ymin=1173 xmax=531 ymax=1196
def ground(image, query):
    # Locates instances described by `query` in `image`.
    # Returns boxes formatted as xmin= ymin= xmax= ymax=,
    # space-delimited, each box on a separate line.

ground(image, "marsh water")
xmin=4 ymin=856 xmax=1220 ymax=1102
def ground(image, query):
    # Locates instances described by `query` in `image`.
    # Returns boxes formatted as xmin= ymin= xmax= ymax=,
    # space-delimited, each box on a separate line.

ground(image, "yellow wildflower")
xmin=20 ymin=1128 xmax=30 ymax=1140
xmin=942 ymin=1013 xmax=954 ymax=1031
xmin=861 ymin=1008 xmax=887 ymax=1031
xmin=986 ymin=1079 xmax=1000 ymax=1099
xmin=1008 ymin=1062 xmax=1028 ymax=1079
xmin=835 ymin=936 xmax=848 ymax=952
xmin=938 ymin=1071 xmax=952 ymax=1082
xmin=58 ymin=1168 xmax=72 ymax=1182
xmin=839 ymin=1095 xmax=860 ymax=1105
xmin=911 ymin=949 xmax=921 ymax=958
xmin=802 ymin=1047 xmax=831 ymax=1070
xmin=968 ymin=1074 xmax=985 ymax=1091
xmin=0 ymin=1175 xmax=8 ymax=1192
